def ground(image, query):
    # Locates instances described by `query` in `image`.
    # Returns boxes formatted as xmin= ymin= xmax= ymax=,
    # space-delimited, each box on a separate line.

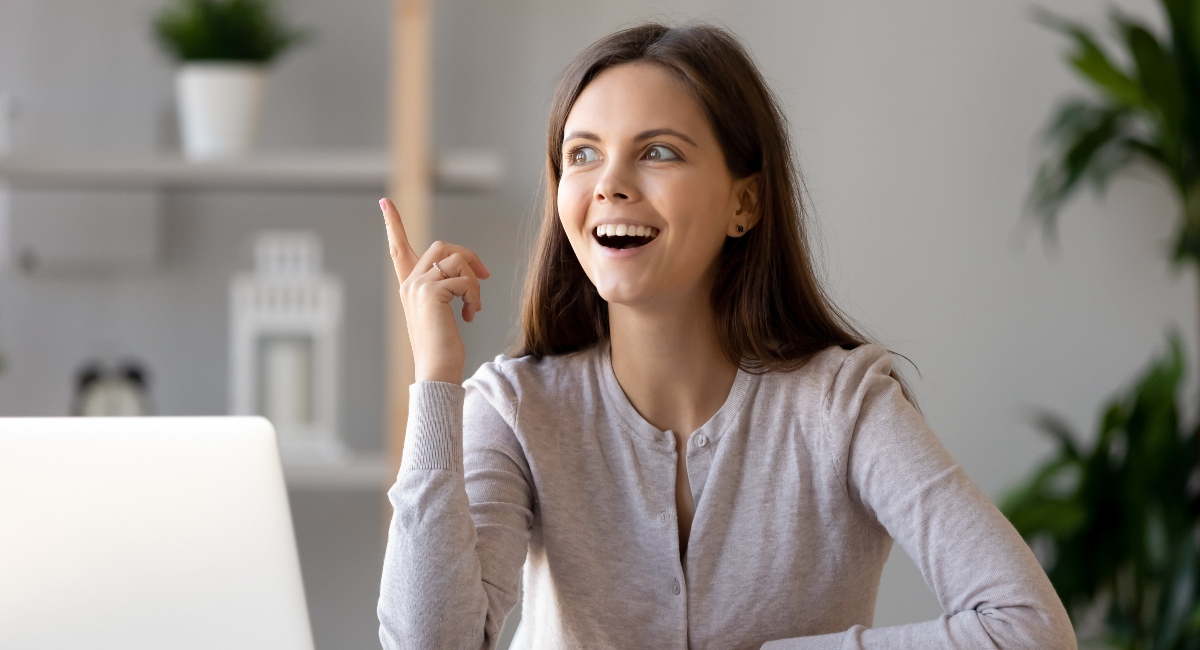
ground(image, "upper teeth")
xmin=594 ymin=224 xmax=658 ymax=238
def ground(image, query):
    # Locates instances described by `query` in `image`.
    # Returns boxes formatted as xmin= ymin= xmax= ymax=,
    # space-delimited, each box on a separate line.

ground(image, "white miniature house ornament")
xmin=230 ymin=231 xmax=344 ymax=462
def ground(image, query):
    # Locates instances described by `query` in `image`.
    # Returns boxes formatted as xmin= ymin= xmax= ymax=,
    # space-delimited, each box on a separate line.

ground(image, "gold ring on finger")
xmin=432 ymin=261 xmax=450 ymax=280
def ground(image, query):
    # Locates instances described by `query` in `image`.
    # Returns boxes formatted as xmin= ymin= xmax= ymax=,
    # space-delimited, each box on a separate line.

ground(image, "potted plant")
xmin=1004 ymin=0 xmax=1200 ymax=646
xmin=152 ymin=0 xmax=313 ymax=159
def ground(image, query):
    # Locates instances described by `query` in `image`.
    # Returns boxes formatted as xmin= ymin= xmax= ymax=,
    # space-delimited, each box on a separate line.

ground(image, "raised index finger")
xmin=380 ymin=197 xmax=419 ymax=280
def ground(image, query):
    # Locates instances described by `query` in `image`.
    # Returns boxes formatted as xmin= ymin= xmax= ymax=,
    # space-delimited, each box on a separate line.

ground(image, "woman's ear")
xmin=727 ymin=174 xmax=761 ymax=237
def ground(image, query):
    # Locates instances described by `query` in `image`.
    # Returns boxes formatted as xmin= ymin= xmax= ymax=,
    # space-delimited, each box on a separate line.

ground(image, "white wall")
xmin=0 ymin=0 xmax=1189 ymax=645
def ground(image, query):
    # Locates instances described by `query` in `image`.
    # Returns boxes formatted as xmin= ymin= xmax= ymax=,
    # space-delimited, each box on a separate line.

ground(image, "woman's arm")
xmin=763 ymin=345 xmax=1076 ymax=649
xmin=377 ymin=378 xmax=533 ymax=650
xmin=375 ymin=197 xmax=530 ymax=648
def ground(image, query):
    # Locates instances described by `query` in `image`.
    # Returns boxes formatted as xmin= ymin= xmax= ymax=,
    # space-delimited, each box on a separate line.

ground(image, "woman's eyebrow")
xmin=634 ymin=128 xmax=697 ymax=147
xmin=563 ymin=130 xmax=601 ymax=144
xmin=562 ymin=128 xmax=698 ymax=147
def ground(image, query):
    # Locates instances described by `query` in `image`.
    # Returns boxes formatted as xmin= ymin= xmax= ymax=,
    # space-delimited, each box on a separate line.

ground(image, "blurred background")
xmin=0 ymin=0 xmax=1192 ymax=648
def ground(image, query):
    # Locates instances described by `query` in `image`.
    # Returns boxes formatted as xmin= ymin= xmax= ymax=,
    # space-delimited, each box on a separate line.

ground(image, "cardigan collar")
xmin=595 ymin=341 xmax=754 ymax=454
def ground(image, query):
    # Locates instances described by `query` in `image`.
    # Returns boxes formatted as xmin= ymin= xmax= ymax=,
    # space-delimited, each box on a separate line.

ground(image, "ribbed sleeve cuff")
xmin=399 ymin=381 xmax=466 ymax=472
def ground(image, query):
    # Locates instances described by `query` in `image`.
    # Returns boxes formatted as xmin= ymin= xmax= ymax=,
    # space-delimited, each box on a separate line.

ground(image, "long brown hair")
xmin=515 ymin=21 xmax=915 ymax=402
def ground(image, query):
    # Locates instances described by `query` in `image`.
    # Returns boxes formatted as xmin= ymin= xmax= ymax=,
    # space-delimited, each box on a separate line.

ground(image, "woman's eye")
xmin=570 ymin=146 xmax=599 ymax=166
xmin=645 ymin=145 xmax=679 ymax=161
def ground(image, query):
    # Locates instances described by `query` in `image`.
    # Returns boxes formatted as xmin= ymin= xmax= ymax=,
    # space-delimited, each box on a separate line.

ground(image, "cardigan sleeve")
xmin=377 ymin=377 xmax=534 ymax=650
xmin=763 ymin=344 xmax=1076 ymax=650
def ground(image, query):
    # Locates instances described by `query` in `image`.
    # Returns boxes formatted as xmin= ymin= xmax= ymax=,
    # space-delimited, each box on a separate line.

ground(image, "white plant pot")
xmin=175 ymin=62 xmax=267 ymax=160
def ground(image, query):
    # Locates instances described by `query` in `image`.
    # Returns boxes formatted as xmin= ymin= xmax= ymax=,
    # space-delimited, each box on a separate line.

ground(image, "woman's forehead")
xmin=563 ymin=62 xmax=711 ymax=144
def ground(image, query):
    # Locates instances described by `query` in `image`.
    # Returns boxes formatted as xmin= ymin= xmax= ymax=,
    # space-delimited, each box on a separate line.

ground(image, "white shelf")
xmin=0 ymin=148 xmax=502 ymax=193
xmin=282 ymin=453 xmax=392 ymax=491
xmin=0 ymin=149 xmax=386 ymax=191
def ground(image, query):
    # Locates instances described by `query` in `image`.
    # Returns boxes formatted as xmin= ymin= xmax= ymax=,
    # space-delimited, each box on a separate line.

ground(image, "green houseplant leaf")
xmin=1033 ymin=9 xmax=1144 ymax=108
xmin=1027 ymin=2 xmax=1200 ymax=267
xmin=153 ymin=0 xmax=313 ymax=64
xmin=1002 ymin=335 xmax=1200 ymax=648
xmin=1118 ymin=15 xmax=1186 ymax=167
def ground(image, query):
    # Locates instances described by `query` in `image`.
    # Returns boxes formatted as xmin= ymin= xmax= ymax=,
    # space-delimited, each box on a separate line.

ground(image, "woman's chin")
xmin=594 ymin=282 xmax=644 ymax=306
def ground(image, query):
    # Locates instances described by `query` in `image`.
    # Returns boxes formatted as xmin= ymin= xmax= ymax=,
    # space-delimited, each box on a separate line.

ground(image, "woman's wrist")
xmin=415 ymin=366 xmax=463 ymax=385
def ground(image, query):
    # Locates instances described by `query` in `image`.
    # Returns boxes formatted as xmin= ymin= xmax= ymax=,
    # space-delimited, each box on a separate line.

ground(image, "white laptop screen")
xmin=0 ymin=416 xmax=313 ymax=650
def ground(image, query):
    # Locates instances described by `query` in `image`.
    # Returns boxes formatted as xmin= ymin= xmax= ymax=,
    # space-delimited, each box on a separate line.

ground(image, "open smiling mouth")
xmin=593 ymin=224 xmax=660 ymax=250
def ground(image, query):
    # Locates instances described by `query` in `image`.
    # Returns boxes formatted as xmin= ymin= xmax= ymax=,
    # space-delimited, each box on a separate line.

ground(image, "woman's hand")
xmin=380 ymin=197 xmax=490 ymax=385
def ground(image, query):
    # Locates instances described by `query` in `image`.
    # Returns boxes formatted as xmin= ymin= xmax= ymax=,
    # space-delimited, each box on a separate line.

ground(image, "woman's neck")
xmin=608 ymin=293 xmax=739 ymax=437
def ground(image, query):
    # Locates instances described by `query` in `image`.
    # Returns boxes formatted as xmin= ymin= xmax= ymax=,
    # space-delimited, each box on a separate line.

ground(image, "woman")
xmin=377 ymin=22 xmax=1075 ymax=649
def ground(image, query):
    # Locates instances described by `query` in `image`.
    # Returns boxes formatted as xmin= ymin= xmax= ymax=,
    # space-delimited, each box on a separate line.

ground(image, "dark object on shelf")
xmin=1001 ymin=335 xmax=1200 ymax=648
xmin=71 ymin=360 xmax=153 ymax=416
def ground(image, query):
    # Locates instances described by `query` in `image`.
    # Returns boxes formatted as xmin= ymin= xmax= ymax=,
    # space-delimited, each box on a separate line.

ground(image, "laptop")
xmin=0 ymin=417 xmax=314 ymax=650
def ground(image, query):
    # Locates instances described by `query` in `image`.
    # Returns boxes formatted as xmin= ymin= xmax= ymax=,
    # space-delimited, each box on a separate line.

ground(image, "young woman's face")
xmin=558 ymin=62 xmax=757 ymax=310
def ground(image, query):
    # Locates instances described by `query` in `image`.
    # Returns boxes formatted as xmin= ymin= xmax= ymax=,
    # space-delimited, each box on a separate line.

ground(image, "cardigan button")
xmin=672 ymin=579 xmax=681 ymax=595
xmin=693 ymin=434 xmax=708 ymax=448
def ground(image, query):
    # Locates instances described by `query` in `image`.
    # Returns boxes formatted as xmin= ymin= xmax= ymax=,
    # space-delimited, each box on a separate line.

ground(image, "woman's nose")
xmin=594 ymin=161 xmax=637 ymax=202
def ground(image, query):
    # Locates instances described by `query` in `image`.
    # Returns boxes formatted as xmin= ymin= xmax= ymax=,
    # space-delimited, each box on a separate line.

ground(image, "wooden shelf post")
xmin=386 ymin=0 xmax=433 ymax=487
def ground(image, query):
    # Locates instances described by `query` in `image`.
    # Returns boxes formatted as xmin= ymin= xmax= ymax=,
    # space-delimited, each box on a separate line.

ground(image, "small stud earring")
xmin=736 ymin=225 xmax=744 ymax=233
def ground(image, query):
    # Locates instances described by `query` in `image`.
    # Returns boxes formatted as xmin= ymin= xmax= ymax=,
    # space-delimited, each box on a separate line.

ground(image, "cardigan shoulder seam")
xmin=822 ymin=346 xmax=890 ymax=536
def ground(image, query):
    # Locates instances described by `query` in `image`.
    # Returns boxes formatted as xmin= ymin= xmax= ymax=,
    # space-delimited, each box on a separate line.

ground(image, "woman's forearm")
xmin=377 ymin=380 xmax=532 ymax=650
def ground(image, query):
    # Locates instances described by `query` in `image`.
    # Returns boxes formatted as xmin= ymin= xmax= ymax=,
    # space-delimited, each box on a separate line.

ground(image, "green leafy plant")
xmin=1029 ymin=0 xmax=1200 ymax=280
xmin=1009 ymin=1 xmax=1200 ymax=646
xmin=153 ymin=0 xmax=313 ymax=64
xmin=1002 ymin=336 xmax=1200 ymax=648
